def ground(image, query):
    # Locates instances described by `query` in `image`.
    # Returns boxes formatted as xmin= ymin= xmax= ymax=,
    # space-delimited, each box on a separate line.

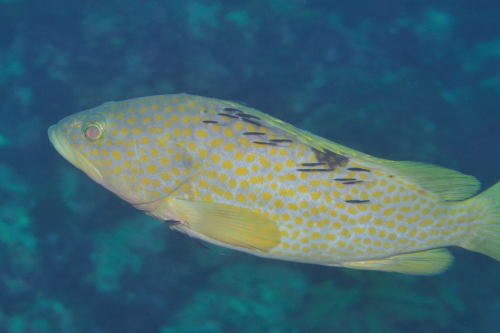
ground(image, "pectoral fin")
xmin=168 ymin=198 xmax=280 ymax=252
xmin=339 ymin=248 xmax=454 ymax=275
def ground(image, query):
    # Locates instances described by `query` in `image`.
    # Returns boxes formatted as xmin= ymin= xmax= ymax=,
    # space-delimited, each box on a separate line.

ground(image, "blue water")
xmin=1 ymin=0 xmax=499 ymax=332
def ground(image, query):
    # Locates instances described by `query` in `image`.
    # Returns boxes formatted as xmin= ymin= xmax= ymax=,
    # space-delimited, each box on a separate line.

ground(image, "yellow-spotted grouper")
xmin=48 ymin=94 xmax=500 ymax=274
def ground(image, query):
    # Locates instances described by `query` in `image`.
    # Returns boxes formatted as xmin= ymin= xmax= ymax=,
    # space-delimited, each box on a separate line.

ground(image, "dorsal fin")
xmin=381 ymin=160 xmax=480 ymax=201
xmin=220 ymin=100 xmax=480 ymax=201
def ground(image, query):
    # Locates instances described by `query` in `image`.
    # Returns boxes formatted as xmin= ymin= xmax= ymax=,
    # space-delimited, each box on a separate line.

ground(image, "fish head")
xmin=48 ymin=100 xmax=194 ymax=208
xmin=48 ymin=109 xmax=107 ymax=186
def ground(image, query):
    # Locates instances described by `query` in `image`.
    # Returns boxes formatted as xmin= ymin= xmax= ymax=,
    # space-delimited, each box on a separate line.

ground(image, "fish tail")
xmin=459 ymin=181 xmax=500 ymax=261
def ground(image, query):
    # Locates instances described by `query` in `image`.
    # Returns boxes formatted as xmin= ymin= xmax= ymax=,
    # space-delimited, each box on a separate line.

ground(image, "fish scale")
xmin=49 ymin=93 xmax=500 ymax=274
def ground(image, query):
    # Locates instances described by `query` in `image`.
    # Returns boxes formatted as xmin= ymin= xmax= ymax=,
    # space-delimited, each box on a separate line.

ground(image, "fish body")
xmin=49 ymin=94 xmax=500 ymax=274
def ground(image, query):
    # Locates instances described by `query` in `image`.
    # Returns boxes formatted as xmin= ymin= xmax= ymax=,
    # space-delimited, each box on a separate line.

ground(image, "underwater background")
xmin=0 ymin=0 xmax=499 ymax=332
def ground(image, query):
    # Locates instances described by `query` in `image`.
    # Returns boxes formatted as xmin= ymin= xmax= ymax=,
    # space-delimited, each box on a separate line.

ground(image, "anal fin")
xmin=168 ymin=198 xmax=280 ymax=252
xmin=339 ymin=248 xmax=454 ymax=275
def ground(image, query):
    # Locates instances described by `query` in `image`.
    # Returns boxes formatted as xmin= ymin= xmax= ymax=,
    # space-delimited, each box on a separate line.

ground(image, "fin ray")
xmin=168 ymin=198 xmax=281 ymax=252
xmin=461 ymin=182 xmax=500 ymax=261
xmin=338 ymin=248 xmax=454 ymax=275
xmin=382 ymin=161 xmax=480 ymax=200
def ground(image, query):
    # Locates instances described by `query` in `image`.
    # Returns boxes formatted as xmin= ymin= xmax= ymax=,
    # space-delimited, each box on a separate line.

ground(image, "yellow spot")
xmin=341 ymin=229 xmax=350 ymax=238
xmin=235 ymin=167 xmax=248 ymax=176
xmin=142 ymin=116 xmax=151 ymax=124
xmin=259 ymin=156 xmax=271 ymax=168
xmin=234 ymin=151 xmax=243 ymax=161
xmin=236 ymin=193 xmax=246 ymax=203
xmin=326 ymin=233 xmax=336 ymax=241
xmin=223 ymin=127 xmax=233 ymax=138
xmin=245 ymin=153 xmax=255 ymax=163
xmin=298 ymin=184 xmax=308 ymax=193
xmin=419 ymin=218 xmax=433 ymax=227
xmin=174 ymin=152 xmax=183 ymax=162
xmin=383 ymin=208 xmax=394 ymax=216
xmin=147 ymin=164 xmax=157 ymax=173
xmin=196 ymin=129 xmax=209 ymax=138
xmin=127 ymin=117 xmax=136 ymax=125
xmin=222 ymin=160 xmax=233 ymax=169
xmin=311 ymin=192 xmax=321 ymax=200
xmin=111 ymin=150 xmax=122 ymax=160
xmin=308 ymin=232 xmax=320 ymax=240
xmin=224 ymin=143 xmax=235 ymax=151
xmin=353 ymin=227 xmax=365 ymax=234
xmin=262 ymin=192 xmax=272 ymax=201
xmin=211 ymin=153 xmax=220 ymax=164
xmin=274 ymin=200 xmax=284 ymax=208
xmin=159 ymin=156 xmax=169 ymax=165
xmin=397 ymin=225 xmax=407 ymax=233
xmin=240 ymin=179 xmax=249 ymax=188
xmin=183 ymin=128 xmax=192 ymax=136
xmin=234 ymin=121 xmax=244 ymax=132
xmin=198 ymin=148 xmax=207 ymax=159
xmin=187 ymin=141 xmax=196 ymax=151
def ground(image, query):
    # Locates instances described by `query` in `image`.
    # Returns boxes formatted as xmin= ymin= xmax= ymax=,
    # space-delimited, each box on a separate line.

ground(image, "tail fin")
xmin=461 ymin=182 xmax=500 ymax=261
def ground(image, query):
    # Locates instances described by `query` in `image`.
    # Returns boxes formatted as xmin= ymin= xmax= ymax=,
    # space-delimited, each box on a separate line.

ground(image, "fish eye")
xmin=83 ymin=122 xmax=105 ymax=141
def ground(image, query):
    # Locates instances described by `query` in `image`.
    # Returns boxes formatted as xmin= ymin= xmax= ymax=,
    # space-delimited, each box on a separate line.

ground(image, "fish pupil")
xmin=84 ymin=124 xmax=102 ymax=141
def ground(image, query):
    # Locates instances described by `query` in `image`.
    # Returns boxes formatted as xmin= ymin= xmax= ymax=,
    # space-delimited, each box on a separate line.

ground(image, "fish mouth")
xmin=48 ymin=125 xmax=104 ymax=184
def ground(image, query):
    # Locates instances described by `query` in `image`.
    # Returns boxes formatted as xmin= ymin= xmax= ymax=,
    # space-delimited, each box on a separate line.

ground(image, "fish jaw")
xmin=48 ymin=124 xmax=104 ymax=185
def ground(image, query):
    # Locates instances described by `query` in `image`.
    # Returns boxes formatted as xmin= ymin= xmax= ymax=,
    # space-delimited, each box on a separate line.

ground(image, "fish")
xmin=48 ymin=93 xmax=500 ymax=275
